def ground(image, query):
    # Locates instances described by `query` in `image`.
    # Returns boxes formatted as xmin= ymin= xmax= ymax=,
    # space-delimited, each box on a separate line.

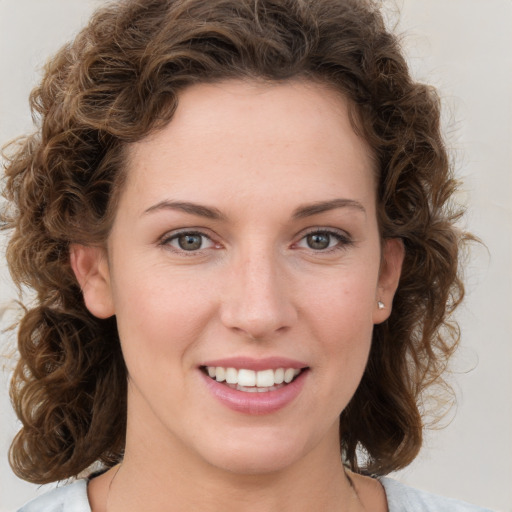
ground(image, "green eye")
xmin=306 ymin=232 xmax=331 ymax=250
xmin=163 ymin=231 xmax=215 ymax=252
xmin=296 ymin=229 xmax=352 ymax=252
xmin=177 ymin=234 xmax=203 ymax=251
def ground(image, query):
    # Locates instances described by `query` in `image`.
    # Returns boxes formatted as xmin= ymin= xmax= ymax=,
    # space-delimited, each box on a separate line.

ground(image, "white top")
xmin=17 ymin=477 xmax=495 ymax=512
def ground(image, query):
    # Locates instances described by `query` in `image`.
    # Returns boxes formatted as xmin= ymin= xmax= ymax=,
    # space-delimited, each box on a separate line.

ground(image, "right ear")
xmin=69 ymin=244 xmax=115 ymax=319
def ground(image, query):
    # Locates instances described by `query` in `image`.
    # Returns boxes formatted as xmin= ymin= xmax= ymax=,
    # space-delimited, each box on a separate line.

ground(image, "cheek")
xmin=302 ymin=262 xmax=379 ymax=329
xmin=301 ymin=265 xmax=378 ymax=377
xmin=111 ymin=263 xmax=215 ymax=373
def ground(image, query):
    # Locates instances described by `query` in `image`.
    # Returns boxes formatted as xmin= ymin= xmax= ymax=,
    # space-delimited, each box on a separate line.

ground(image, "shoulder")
xmin=17 ymin=479 xmax=91 ymax=512
xmin=379 ymin=477 xmax=495 ymax=512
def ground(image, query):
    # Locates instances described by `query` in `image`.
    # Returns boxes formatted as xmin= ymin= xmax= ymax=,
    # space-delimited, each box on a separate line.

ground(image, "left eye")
xmin=296 ymin=231 xmax=347 ymax=251
xmin=164 ymin=232 xmax=215 ymax=251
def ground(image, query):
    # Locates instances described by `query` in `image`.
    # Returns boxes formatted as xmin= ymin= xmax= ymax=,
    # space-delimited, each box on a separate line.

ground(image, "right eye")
xmin=162 ymin=231 xmax=216 ymax=252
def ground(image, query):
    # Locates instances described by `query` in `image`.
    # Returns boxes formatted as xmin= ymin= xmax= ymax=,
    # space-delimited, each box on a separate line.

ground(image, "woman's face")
xmin=75 ymin=80 xmax=403 ymax=475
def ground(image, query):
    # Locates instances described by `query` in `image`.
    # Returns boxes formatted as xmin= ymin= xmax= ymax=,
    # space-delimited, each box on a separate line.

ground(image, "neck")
xmin=104 ymin=429 xmax=363 ymax=512
xmin=108 ymin=459 xmax=361 ymax=512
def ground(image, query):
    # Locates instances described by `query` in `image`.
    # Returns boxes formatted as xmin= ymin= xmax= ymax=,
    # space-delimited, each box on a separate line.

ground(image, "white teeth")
xmin=256 ymin=369 xmax=275 ymax=387
xmin=206 ymin=366 xmax=304 ymax=388
xmin=238 ymin=369 xmax=256 ymax=387
xmin=225 ymin=367 xmax=237 ymax=384
xmin=242 ymin=386 xmax=259 ymax=393
xmin=215 ymin=367 xmax=226 ymax=382
xmin=284 ymin=368 xmax=295 ymax=383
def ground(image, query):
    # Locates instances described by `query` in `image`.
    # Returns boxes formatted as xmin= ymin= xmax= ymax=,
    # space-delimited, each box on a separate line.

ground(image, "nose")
xmin=219 ymin=248 xmax=298 ymax=340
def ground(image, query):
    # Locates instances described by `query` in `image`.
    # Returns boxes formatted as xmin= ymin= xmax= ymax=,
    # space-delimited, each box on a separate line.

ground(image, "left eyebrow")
xmin=292 ymin=198 xmax=366 ymax=219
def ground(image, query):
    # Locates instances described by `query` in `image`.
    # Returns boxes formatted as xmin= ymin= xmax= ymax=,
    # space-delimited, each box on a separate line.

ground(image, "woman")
xmin=1 ymin=0 xmax=494 ymax=510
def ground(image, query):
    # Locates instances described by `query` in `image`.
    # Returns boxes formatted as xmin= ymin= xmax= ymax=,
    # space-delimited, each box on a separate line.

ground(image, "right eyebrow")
xmin=143 ymin=200 xmax=227 ymax=221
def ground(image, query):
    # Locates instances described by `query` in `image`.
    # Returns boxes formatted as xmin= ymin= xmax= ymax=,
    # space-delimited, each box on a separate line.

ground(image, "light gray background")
xmin=1 ymin=1 xmax=511 ymax=511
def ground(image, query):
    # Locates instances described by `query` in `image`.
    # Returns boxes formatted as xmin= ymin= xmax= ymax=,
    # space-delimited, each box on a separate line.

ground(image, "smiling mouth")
xmin=201 ymin=366 xmax=307 ymax=393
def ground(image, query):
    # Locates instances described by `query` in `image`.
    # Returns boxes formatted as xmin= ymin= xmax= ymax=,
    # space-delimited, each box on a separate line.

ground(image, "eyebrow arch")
xmin=143 ymin=198 xmax=366 ymax=221
xmin=143 ymin=200 xmax=227 ymax=220
xmin=292 ymin=198 xmax=366 ymax=219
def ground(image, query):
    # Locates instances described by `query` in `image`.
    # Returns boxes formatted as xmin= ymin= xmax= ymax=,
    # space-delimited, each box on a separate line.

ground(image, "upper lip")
xmin=200 ymin=357 xmax=309 ymax=371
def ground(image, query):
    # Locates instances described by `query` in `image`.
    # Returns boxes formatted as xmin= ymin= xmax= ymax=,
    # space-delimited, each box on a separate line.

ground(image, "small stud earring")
xmin=377 ymin=301 xmax=385 ymax=310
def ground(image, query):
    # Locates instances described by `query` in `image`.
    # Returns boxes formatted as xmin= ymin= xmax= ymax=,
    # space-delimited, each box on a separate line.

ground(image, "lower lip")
xmin=201 ymin=370 xmax=308 ymax=415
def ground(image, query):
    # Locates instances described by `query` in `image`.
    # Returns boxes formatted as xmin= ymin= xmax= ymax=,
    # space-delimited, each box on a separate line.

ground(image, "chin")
xmin=208 ymin=451 xmax=301 ymax=476
xmin=196 ymin=429 xmax=316 ymax=476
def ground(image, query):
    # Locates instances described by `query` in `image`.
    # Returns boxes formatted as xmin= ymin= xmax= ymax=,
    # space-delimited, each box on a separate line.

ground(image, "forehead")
xmin=122 ymin=79 xmax=376 ymax=214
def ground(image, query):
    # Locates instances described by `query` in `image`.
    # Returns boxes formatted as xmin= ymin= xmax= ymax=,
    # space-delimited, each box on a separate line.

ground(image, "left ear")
xmin=373 ymin=238 xmax=404 ymax=324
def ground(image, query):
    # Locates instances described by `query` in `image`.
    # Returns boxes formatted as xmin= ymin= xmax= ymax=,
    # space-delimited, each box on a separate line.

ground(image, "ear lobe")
xmin=70 ymin=244 xmax=115 ymax=319
xmin=373 ymin=238 xmax=405 ymax=324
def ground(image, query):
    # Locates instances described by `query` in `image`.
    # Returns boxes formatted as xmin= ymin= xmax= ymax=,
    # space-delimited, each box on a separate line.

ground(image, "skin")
xmin=71 ymin=79 xmax=403 ymax=512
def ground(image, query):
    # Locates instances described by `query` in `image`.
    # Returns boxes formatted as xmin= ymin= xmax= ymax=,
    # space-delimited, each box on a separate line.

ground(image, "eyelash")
xmin=295 ymin=229 xmax=354 ymax=253
xmin=159 ymin=228 xmax=353 ymax=255
xmin=159 ymin=230 xmax=217 ymax=256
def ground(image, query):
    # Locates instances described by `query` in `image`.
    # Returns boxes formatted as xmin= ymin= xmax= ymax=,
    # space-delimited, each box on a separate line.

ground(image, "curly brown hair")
xmin=2 ymin=0 xmax=470 ymax=484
